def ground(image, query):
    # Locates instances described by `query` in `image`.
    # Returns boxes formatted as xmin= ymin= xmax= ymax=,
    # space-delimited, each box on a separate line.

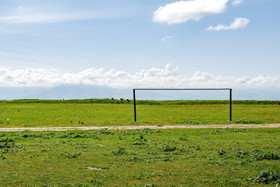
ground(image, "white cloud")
xmin=0 ymin=12 xmax=96 ymax=24
xmin=206 ymin=17 xmax=249 ymax=31
xmin=161 ymin=35 xmax=175 ymax=42
xmin=232 ymin=0 xmax=242 ymax=6
xmin=0 ymin=3 xmax=136 ymax=24
xmin=153 ymin=0 xmax=229 ymax=24
xmin=0 ymin=65 xmax=279 ymax=89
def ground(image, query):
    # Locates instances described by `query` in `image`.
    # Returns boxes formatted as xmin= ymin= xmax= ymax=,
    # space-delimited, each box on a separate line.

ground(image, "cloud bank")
xmin=153 ymin=0 xmax=228 ymax=24
xmin=0 ymin=12 xmax=96 ymax=24
xmin=0 ymin=65 xmax=279 ymax=89
xmin=206 ymin=17 xmax=249 ymax=31
xmin=0 ymin=4 xmax=127 ymax=24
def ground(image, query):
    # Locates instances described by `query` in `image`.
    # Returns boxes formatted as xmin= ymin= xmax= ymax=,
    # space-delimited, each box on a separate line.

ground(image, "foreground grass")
xmin=0 ymin=128 xmax=280 ymax=186
xmin=0 ymin=102 xmax=280 ymax=127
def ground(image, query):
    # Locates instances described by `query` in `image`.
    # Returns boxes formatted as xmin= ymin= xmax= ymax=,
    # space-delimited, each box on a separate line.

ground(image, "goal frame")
xmin=133 ymin=88 xmax=232 ymax=122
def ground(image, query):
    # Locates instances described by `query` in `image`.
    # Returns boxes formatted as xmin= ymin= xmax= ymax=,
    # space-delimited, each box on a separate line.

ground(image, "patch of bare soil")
xmin=85 ymin=167 xmax=104 ymax=171
xmin=0 ymin=124 xmax=279 ymax=131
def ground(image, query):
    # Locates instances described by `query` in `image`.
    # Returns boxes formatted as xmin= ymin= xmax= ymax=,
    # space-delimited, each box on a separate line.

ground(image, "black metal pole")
xmin=230 ymin=89 xmax=232 ymax=121
xmin=133 ymin=89 xmax=136 ymax=122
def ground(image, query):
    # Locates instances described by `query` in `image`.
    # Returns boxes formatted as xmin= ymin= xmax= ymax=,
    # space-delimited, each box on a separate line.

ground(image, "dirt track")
xmin=0 ymin=124 xmax=279 ymax=131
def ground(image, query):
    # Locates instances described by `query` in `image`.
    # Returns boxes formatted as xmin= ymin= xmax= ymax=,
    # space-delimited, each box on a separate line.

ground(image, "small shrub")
xmin=251 ymin=150 xmax=280 ymax=161
xmin=90 ymin=179 xmax=104 ymax=186
xmin=226 ymin=129 xmax=249 ymax=133
xmin=217 ymin=150 xmax=232 ymax=159
xmin=0 ymin=137 xmax=14 ymax=143
xmin=0 ymin=138 xmax=15 ymax=149
xmin=215 ymin=161 xmax=228 ymax=166
xmin=135 ymin=134 xmax=147 ymax=142
xmin=60 ymin=152 xmax=81 ymax=158
xmin=59 ymin=132 xmax=84 ymax=138
xmin=179 ymin=135 xmax=189 ymax=141
xmin=211 ymin=130 xmax=223 ymax=135
xmin=75 ymin=142 xmax=88 ymax=149
xmin=190 ymin=145 xmax=201 ymax=150
xmin=58 ymin=131 xmax=98 ymax=139
xmin=234 ymin=120 xmax=262 ymax=124
xmin=111 ymin=148 xmax=126 ymax=156
xmin=233 ymin=148 xmax=249 ymax=158
xmin=173 ymin=147 xmax=188 ymax=155
xmin=218 ymin=150 xmax=227 ymax=156
xmin=22 ymin=133 xmax=56 ymax=139
xmin=98 ymin=130 xmax=114 ymax=135
xmin=161 ymin=145 xmax=177 ymax=152
xmin=118 ymin=135 xmax=123 ymax=140
xmin=252 ymin=170 xmax=280 ymax=184
xmin=175 ymin=120 xmax=199 ymax=125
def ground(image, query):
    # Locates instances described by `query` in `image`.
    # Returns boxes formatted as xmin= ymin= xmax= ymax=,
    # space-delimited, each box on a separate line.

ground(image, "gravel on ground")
xmin=0 ymin=124 xmax=279 ymax=131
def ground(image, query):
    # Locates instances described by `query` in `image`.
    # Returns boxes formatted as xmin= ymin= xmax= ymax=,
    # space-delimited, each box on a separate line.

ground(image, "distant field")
xmin=0 ymin=99 xmax=280 ymax=127
xmin=3 ymin=98 xmax=280 ymax=105
xmin=0 ymin=128 xmax=279 ymax=186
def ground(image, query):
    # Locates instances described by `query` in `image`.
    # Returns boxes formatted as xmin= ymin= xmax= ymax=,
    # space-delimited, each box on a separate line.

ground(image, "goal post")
xmin=133 ymin=88 xmax=232 ymax=122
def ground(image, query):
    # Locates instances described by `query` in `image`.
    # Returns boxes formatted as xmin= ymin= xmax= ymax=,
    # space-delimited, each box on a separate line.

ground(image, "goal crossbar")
xmin=133 ymin=88 xmax=232 ymax=122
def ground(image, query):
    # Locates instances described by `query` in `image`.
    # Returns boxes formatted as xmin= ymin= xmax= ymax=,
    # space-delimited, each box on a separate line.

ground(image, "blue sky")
xmin=0 ymin=0 xmax=279 ymax=99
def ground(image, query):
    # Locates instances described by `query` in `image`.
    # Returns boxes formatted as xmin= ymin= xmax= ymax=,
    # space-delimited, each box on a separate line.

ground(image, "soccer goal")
xmin=133 ymin=88 xmax=232 ymax=122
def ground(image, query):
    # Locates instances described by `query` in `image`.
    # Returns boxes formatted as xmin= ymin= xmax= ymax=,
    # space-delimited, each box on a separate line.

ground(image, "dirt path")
xmin=0 ymin=124 xmax=279 ymax=131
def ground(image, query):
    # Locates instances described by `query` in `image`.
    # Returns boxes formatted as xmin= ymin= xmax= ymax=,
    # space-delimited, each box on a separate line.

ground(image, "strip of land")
xmin=0 ymin=124 xmax=279 ymax=131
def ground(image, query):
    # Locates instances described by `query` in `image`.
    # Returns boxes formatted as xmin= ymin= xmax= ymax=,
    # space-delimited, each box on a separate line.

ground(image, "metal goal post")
xmin=133 ymin=88 xmax=232 ymax=122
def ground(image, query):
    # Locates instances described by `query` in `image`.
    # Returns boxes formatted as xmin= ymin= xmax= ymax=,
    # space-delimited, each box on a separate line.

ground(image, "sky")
xmin=0 ymin=0 xmax=280 ymax=99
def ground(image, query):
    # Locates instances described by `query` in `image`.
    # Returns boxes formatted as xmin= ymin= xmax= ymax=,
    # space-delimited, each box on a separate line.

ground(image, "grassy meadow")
xmin=0 ymin=99 xmax=280 ymax=186
xmin=0 ymin=128 xmax=280 ymax=186
xmin=0 ymin=99 xmax=280 ymax=127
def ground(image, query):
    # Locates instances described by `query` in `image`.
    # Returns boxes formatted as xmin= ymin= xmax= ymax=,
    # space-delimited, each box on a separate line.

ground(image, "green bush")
xmin=252 ymin=170 xmax=280 ymax=184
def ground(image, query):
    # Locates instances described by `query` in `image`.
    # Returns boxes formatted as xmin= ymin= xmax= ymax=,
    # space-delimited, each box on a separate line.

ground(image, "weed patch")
xmin=0 ymin=128 xmax=279 ymax=186
xmin=251 ymin=150 xmax=280 ymax=161
xmin=60 ymin=152 xmax=81 ymax=158
xmin=90 ymin=179 xmax=104 ymax=186
xmin=251 ymin=170 xmax=280 ymax=184
xmin=218 ymin=148 xmax=280 ymax=161
xmin=0 ymin=137 xmax=15 ymax=149
xmin=233 ymin=148 xmax=249 ymax=158
xmin=97 ymin=130 xmax=114 ymax=135
xmin=175 ymin=120 xmax=200 ymax=125
xmin=58 ymin=131 xmax=99 ymax=139
xmin=122 ymin=129 xmax=162 ymax=136
xmin=111 ymin=147 xmax=126 ymax=156
xmin=161 ymin=145 xmax=177 ymax=152
xmin=234 ymin=120 xmax=262 ymax=124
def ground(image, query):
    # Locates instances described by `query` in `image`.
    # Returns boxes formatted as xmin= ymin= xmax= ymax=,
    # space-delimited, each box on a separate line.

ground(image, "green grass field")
xmin=0 ymin=99 xmax=280 ymax=127
xmin=0 ymin=100 xmax=280 ymax=186
xmin=0 ymin=128 xmax=280 ymax=186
